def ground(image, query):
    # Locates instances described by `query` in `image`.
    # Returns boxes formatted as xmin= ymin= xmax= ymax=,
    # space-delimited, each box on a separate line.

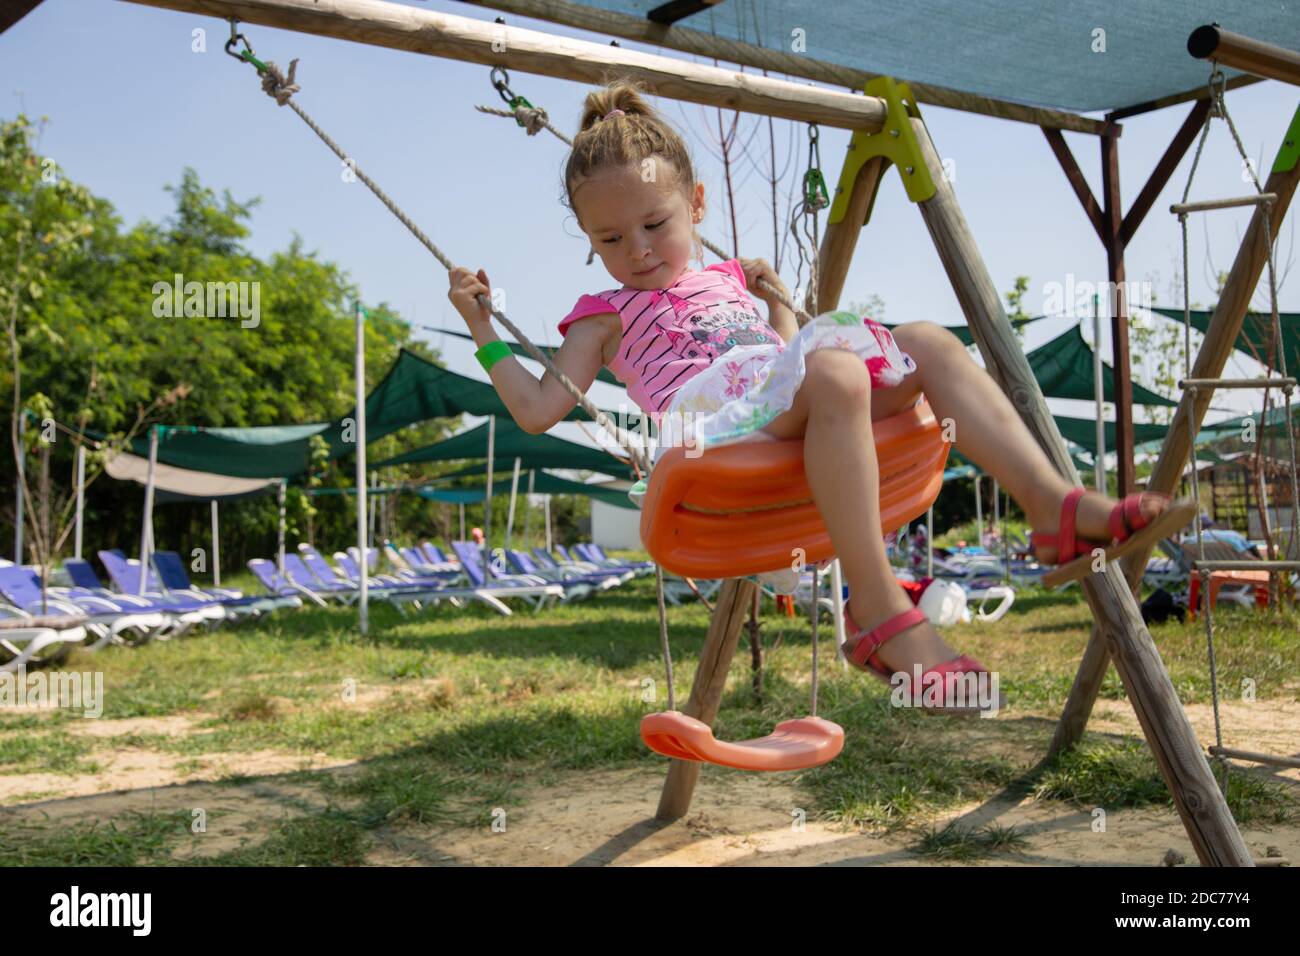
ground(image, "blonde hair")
xmin=563 ymin=79 xmax=697 ymax=224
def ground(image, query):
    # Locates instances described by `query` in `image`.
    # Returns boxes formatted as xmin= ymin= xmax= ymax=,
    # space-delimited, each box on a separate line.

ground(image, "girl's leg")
xmin=885 ymin=322 xmax=1171 ymax=555
xmin=758 ymin=322 xmax=1174 ymax=676
xmin=760 ymin=349 xmax=958 ymax=671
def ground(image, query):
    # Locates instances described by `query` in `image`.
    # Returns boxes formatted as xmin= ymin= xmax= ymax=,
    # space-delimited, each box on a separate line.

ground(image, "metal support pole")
xmin=483 ymin=416 xmax=495 ymax=571
xmin=522 ymin=468 xmax=536 ymax=545
xmin=14 ymin=411 xmax=23 ymax=563
xmin=277 ymin=479 xmax=287 ymax=575
xmin=367 ymin=471 xmax=377 ymax=548
xmin=138 ymin=425 xmax=158 ymax=595
xmin=505 ymin=456 xmax=521 ymax=548
xmin=829 ymin=557 xmax=845 ymax=666
xmin=1101 ymin=126 xmax=1135 ymax=496
xmin=974 ymin=474 xmax=983 ymax=546
xmin=211 ymin=500 xmax=221 ymax=587
xmin=355 ymin=302 xmax=368 ymax=636
xmin=926 ymin=505 xmax=933 ymax=578
xmin=1092 ymin=294 xmax=1107 ymax=491
xmin=544 ymin=494 xmax=552 ymax=552
xmin=74 ymin=444 xmax=85 ymax=560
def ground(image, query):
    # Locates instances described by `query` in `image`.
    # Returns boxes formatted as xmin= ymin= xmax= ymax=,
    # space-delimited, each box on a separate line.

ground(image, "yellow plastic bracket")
xmin=828 ymin=76 xmax=937 ymax=226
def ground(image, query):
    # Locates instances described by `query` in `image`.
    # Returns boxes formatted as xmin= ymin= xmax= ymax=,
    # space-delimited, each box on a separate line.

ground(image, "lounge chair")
xmin=418 ymin=542 xmax=460 ymax=572
xmin=571 ymin=543 xmax=654 ymax=578
xmin=152 ymin=550 xmax=293 ymax=617
xmin=331 ymin=550 xmax=515 ymax=616
xmin=449 ymin=541 xmax=566 ymax=610
xmin=64 ymin=558 xmax=216 ymax=638
xmin=96 ymin=550 xmax=226 ymax=624
xmin=299 ymin=544 xmax=450 ymax=615
xmin=280 ymin=553 xmax=362 ymax=605
xmin=0 ymin=564 xmax=166 ymax=649
xmin=506 ymin=548 xmax=622 ymax=593
xmin=248 ymin=558 xmax=330 ymax=608
xmin=499 ymin=549 xmax=599 ymax=601
xmin=0 ymin=610 xmax=89 ymax=672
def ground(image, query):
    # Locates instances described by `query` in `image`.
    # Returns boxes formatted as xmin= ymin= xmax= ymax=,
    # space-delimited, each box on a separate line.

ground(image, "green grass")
xmin=0 ymin=555 xmax=1295 ymax=865
xmin=911 ymin=822 xmax=1029 ymax=861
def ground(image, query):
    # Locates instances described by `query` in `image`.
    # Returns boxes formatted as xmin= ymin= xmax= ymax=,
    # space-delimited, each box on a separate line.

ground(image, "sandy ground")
xmin=2 ymin=699 xmax=1296 ymax=866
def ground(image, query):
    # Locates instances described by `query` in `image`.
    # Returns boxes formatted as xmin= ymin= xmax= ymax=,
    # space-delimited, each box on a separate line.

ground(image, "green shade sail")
xmin=1026 ymin=326 xmax=1176 ymax=406
xmin=117 ymin=349 xmax=634 ymax=480
xmin=434 ymin=326 xmax=624 ymax=388
xmin=1052 ymin=415 xmax=1171 ymax=456
xmin=1150 ymin=308 xmax=1300 ymax=379
xmin=371 ymin=416 xmax=637 ymax=480
xmin=881 ymin=316 xmax=1042 ymax=347
xmin=417 ymin=471 xmax=638 ymax=509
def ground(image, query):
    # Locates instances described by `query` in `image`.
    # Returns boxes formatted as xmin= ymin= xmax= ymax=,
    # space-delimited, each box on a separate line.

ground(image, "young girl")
xmin=449 ymin=81 xmax=1179 ymax=710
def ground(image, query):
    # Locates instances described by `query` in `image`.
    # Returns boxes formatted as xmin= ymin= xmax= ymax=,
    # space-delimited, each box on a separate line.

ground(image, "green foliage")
xmin=0 ymin=113 xmax=460 ymax=563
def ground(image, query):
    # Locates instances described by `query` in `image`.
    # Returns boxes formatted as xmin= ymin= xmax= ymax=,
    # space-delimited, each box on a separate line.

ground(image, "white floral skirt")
xmin=629 ymin=310 xmax=916 ymax=593
xmin=630 ymin=310 xmax=917 ymax=508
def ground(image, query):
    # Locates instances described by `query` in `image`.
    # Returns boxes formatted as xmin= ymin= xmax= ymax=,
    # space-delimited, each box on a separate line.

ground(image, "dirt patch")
xmin=66 ymin=714 xmax=210 ymax=739
xmin=2 ymin=696 xmax=1297 ymax=866
xmin=0 ymin=769 xmax=357 ymax=859
xmin=0 ymin=746 xmax=351 ymax=805
xmin=368 ymin=765 xmax=1296 ymax=867
xmin=1090 ymin=698 xmax=1300 ymax=784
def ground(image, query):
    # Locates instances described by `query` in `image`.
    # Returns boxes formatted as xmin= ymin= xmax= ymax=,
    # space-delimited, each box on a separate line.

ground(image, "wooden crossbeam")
xmin=0 ymin=0 xmax=46 ymax=35
xmin=119 ymin=0 xmax=888 ymax=131
xmin=456 ymin=0 xmax=1109 ymax=134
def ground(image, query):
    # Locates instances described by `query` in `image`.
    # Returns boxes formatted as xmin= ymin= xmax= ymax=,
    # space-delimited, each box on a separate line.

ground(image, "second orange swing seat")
xmin=637 ymin=399 xmax=951 ymax=772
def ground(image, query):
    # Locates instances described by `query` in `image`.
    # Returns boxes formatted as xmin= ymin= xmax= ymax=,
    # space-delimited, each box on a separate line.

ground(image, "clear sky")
xmin=4 ymin=0 xmax=1298 ymax=460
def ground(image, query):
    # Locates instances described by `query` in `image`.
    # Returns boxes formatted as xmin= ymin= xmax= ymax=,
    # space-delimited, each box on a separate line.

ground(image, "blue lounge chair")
xmin=573 ymin=543 xmax=654 ymax=577
xmin=280 ymin=553 xmax=361 ymax=604
xmin=0 ymin=563 xmax=168 ymax=648
xmin=0 ymin=606 xmax=89 ymax=672
xmin=96 ymin=550 xmax=226 ymax=624
xmin=331 ymin=550 xmax=515 ymax=616
xmin=64 ymin=558 xmax=213 ymax=639
xmin=506 ymin=548 xmax=623 ymax=593
xmin=152 ymin=550 xmax=293 ymax=617
xmin=449 ymin=541 xmax=566 ymax=610
xmin=248 ymin=559 xmax=330 ymax=607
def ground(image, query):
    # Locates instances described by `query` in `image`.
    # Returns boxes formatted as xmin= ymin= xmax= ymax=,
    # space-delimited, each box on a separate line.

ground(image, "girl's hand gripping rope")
xmin=448 ymin=266 xmax=493 ymax=327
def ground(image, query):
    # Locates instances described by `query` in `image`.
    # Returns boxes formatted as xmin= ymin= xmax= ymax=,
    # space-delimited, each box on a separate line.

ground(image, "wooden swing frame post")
xmin=106 ymin=0 xmax=1259 ymax=862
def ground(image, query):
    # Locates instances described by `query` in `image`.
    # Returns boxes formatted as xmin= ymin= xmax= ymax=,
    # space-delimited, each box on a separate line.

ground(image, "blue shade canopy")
xmin=560 ymin=1 xmax=1294 ymax=114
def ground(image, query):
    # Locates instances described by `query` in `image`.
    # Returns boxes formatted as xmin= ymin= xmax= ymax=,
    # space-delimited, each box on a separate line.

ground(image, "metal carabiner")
xmin=491 ymin=66 xmax=515 ymax=106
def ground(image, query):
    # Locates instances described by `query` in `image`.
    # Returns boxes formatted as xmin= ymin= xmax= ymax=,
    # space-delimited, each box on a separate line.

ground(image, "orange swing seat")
xmin=639 ymin=398 xmax=951 ymax=579
xmin=640 ymin=712 xmax=844 ymax=771
xmin=637 ymin=399 xmax=949 ymax=772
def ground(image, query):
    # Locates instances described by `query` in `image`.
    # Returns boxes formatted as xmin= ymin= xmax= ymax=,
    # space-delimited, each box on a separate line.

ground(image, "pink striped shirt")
xmin=557 ymin=260 xmax=783 ymax=416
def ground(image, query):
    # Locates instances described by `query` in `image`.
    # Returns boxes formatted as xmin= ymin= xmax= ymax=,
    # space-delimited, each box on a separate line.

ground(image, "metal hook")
xmin=223 ymin=17 xmax=258 ymax=66
xmin=1207 ymin=67 xmax=1228 ymax=118
xmin=491 ymin=66 xmax=514 ymax=106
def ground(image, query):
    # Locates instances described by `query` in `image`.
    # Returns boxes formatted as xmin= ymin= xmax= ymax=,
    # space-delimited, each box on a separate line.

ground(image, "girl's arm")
xmin=449 ymin=265 xmax=610 ymax=434
xmin=739 ymin=257 xmax=797 ymax=344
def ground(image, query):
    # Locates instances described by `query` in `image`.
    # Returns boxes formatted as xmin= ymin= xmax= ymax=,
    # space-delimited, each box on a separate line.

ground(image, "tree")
xmin=0 ymin=112 xmax=453 ymax=572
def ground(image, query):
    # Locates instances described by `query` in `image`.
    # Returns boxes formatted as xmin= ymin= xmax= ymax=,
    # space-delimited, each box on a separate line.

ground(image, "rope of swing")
xmin=228 ymin=45 xmax=650 ymax=479
xmin=220 ymin=26 xmax=684 ymax=711
xmin=482 ymin=79 xmax=832 ymax=717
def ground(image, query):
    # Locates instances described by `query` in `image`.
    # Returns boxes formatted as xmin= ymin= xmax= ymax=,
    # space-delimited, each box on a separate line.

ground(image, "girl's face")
xmin=573 ymin=158 xmax=705 ymax=290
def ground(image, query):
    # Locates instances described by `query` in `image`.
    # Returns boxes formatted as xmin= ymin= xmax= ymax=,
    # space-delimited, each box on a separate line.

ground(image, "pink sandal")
xmin=843 ymin=604 xmax=1004 ymax=716
xmin=1029 ymin=488 xmax=1193 ymax=586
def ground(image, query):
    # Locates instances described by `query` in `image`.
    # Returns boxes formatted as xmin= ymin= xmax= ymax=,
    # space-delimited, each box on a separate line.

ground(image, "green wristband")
xmin=476 ymin=340 xmax=513 ymax=372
